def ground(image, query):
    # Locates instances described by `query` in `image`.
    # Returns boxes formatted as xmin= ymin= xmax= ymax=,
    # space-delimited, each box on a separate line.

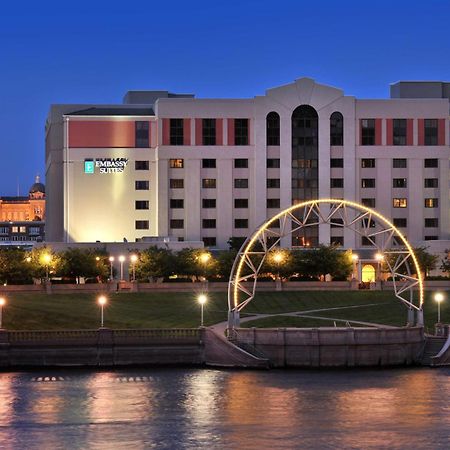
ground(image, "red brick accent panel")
xmin=438 ymin=118 xmax=446 ymax=145
xmin=195 ymin=119 xmax=202 ymax=145
xmin=375 ymin=119 xmax=382 ymax=145
xmin=407 ymin=119 xmax=414 ymax=145
xmin=227 ymin=119 xmax=235 ymax=145
xmin=183 ymin=119 xmax=191 ymax=146
xmin=386 ymin=119 xmax=393 ymax=146
xmin=216 ymin=119 xmax=223 ymax=145
xmin=162 ymin=119 xmax=170 ymax=145
xmin=418 ymin=119 xmax=424 ymax=145
xmin=69 ymin=121 xmax=135 ymax=148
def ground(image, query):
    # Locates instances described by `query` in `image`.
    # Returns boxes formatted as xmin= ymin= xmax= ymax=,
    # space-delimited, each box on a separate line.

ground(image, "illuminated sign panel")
xmin=84 ymin=158 xmax=129 ymax=174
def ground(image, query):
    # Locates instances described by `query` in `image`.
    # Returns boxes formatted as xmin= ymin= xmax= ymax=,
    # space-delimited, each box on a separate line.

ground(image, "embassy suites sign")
xmin=84 ymin=158 xmax=129 ymax=174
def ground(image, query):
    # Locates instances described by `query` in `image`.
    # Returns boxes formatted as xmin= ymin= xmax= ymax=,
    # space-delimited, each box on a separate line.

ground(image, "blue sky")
xmin=0 ymin=0 xmax=449 ymax=195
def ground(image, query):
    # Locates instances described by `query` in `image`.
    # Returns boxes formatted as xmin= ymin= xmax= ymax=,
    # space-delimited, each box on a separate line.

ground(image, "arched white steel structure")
xmin=227 ymin=199 xmax=424 ymax=329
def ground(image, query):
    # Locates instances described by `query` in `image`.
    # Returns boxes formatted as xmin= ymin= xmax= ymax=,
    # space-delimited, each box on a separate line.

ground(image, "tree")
xmin=134 ymin=247 xmax=176 ymax=281
xmin=0 ymin=248 xmax=34 ymax=284
xmin=27 ymin=246 xmax=61 ymax=281
xmin=386 ymin=246 xmax=438 ymax=277
xmin=176 ymin=248 xmax=218 ymax=280
xmin=216 ymin=250 xmax=237 ymax=279
xmin=263 ymin=248 xmax=295 ymax=280
xmin=440 ymin=249 xmax=450 ymax=276
xmin=227 ymin=237 xmax=246 ymax=251
xmin=59 ymin=248 xmax=108 ymax=283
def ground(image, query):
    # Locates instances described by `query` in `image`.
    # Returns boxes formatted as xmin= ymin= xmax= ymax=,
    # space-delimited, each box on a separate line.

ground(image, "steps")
xmin=421 ymin=336 xmax=447 ymax=366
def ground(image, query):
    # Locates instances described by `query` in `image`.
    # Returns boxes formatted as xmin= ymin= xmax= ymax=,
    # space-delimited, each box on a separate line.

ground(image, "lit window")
xmin=424 ymin=198 xmax=438 ymax=208
xmin=393 ymin=198 xmax=407 ymax=208
xmin=170 ymin=159 xmax=184 ymax=169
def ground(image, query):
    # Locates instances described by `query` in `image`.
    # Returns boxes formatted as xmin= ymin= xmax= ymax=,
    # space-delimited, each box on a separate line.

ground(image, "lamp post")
xmin=98 ymin=295 xmax=107 ymax=328
xmin=0 ymin=297 xmax=5 ymax=329
xmin=108 ymin=256 xmax=114 ymax=280
xmin=42 ymin=254 xmax=52 ymax=281
xmin=351 ymin=253 xmax=359 ymax=280
xmin=119 ymin=255 xmax=126 ymax=280
xmin=272 ymin=251 xmax=284 ymax=280
xmin=198 ymin=294 xmax=207 ymax=327
xmin=434 ymin=292 xmax=444 ymax=323
xmin=130 ymin=254 xmax=138 ymax=281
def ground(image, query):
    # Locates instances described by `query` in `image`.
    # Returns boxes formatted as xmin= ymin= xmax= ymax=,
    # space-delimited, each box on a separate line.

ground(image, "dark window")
xmin=267 ymin=178 xmax=280 ymax=188
xmin=393 ymin=119 xmax=407 ymax=145
xmin=202 ymin=159 xmax=216 ymax=168
xmin=170 ymin=179 xmax=184 ymax=189
xmin=235 ymin=119 xmax=249 ymax=145
xmin=424 ymin=178 xmax=438 ymax=188
xmin=170 ymin=119 xmax=184 ymax=145
xmin=266 ymin=112 xmax=280 ymax=146
xmin=202 ymin=219 xmax=216 ymax=229
xmin=331 ymin=236 xmax=344 ymax=246
xmin=267 ymin=158 xmax=280 ymax=168
xmin=202 ymin=198 xmax=216 ymax=208
xmin=135 ymin=220 xmax=149 ymax=230
xmin=425 ymin=218 xmax=438 ymax=228
xmin=424 ymin=119 xmax=438 ymax=145
xmin=361 ymin=198 xmax=376 ymax=208
xmin=292 ymin=159 xmax=318 ymax=168
xmin=331 ymin=178 xmax=344 ymax=188
xmin=202 ymin=178 xmax=216 ymax=189
xmin=361 ymin=159 xmax=376 ymax=168
xmin=361 ymin=119 xmax=375 ymax=145
xmin=330 ymin=158 xmax=344 ymax=168
xmin=331 ymin=218 xmax=344 ymax=228
xmin=234 ymin=198 xmax=248 ymax=208
xmin=170 ymin=199 xmax=184 ymax=209
xmin=361 ymin=178 xmax=376 ymax=188
xmin=267 ymin=198 xmax=280 ymax=208
xmin=393 ymin=218 xmax=407 ymax=228
xmin=330 ymin=112 xmax=344 ymax=146
xmin=362 ymin=218 xmax=376 ymax=228
xmin=202 ymin=119 xmax=216 ymax=145
xmin=362 ymin=236 xmax=375 ymax=246
xmin=424 ymin=158 xmax=438 ymax=168
xmin=170 ymin=219 xmax=184 ymax=229
xmin=135 ymin=121 xmax=149 ymax=148
xmin=135 ymin=200 xmax=149 ymax=210
xmin=425 ymin=198 xmax=438 ymax=208
xmin=424 ymin=236 xmax=438 ymax=241
xmin=393 ymin=158 xmax=407 ymax=168
xmin=393 ymin=198 xmax=407 ymax=208
xmin=393 ymin=178 xmax=407 ymax=188
xmin=203 ymin=237 xmax=216 ymax=247
xmin=135 ymin=160 xmax=149 ymax=170
xmin=135 ymin=180 xmax=149 ymax=190
xmin=169 ymin=159 xmax=184 ymax=168
xmin=234 ymin=158 xmax=248 ymax=168
xmin=235 ymin=219 xmax=248 ymax=228
xmin=234 ymin=178 xmax=248 ymax=188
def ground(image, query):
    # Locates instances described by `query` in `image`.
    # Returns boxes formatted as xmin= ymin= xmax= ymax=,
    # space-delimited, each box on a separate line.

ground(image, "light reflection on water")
xmin=0 ymin=367 xmax=448 ymax=449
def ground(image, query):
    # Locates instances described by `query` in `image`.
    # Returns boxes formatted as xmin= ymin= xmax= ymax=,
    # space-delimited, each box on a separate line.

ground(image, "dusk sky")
xmin=1 ymin=0 xmax=449 ymax=195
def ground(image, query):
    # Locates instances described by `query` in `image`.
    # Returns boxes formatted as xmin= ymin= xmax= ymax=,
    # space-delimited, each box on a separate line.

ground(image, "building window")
xmin=424 ymin=178 xmax=438 ymax=188
xmin=293 ymin=159 xmax=317 ymax=168
xmin=234 ymin=199 xmax=248 ymax=208
xmin=393 ymin=119 xmax=407 ymax=145
xmin=202 ymin=178 xmax=216 ymax=189
xmin=202 ymin=159 xmax=216 ymax=168
xmin=235 ymin=119 xmax=249 ymax=145
xmin=135 ymin=220 xmax=149 ymax=230
xmin=234 ymin=178 xmax=248 ymax=189
xmin=135 ymin=160 xmax=149 ymax=170
xmin=135 ymin=180 xmax=149 ymax=190
xmin=393 ymin=178 xmax=407 ymax=188
xmin=331 ymin=218 xmax=344 ymax=228
xmin=424 ymin=119 xmax=438 ymax=145
xmin=393 ymin=218 xmax=407 ymax=228
xmin=0 ymin=227 xmax=9 ymax=234
xmin=331 ymin=178 xmax=344 ymax=188
xmin=330 ymin=158 xmax=344 ymax=168
xmin=361 ymin=178 xmax=375 ymax=188
xmin=267 ymin=198 xmax=280 ymax=208
xmin=331 ymin=236 xmax=344 ymax=246
xmin=170 ymin=219 xmax=184 ymax=229
xmin=170 ymin=179 xmax=184 ymax=189
xmin=393 ymin=158 xmax=407 ymax=168
xmin=170 ymin=119 xmax=184 ymax=145
xmin=425 ymin=218 xmax=439 ymax=228
xmin=135 ymin=200 xmax=149 ymax=210
xmin=330 ymin=112 xmax=344 ymax=146
xmin=203 ymin=237 xmax=216 ymax=247
xmin=11 ymin=226 xmax=18 ymax=233
xmin=169 ymin=159 xmax=184 ymax=168
xmin=19 ymin=226 xmax=26 ymax=233
xmin=234 ymin=158 xmax=248 ymax=168
xmin=361 ymin=218 xmax=376 ymax=228
xmin=362 ymin=236 xmax=375 ymax=246
xmin=361 ymin=198 xmax=376 ymax=208
xmin=202 ymin=219 xmax=216 ymax=229
xmin=361 ymin=119 xmax=375 ymax=145
xmin=235 ymin=219 xmax=248 ymax=228
xmin=135 ymin=121 xmax=149 ymax=148
xmin=425 ymin=198 xmax=438 ymax=208
xmin=202 ymin=198 xmax=216 ymax=208
xmin=424 ymin=236 xmax=438 ymax=241
xmin=29 ymin=226 xmax=41 ymax=235
xmin=202 ymin=119 xmax=216 ymax=145
xmin=267 ymin=178 xmax=280 ymax=188
xmin=170 ymin=199 xmax=184 ymax=209
xmin=393 ymin=198 xmax=407 ymax=208
xmin=267 ymin=158 xmax=280 ymax=168
xmin=424 ymin=158 xmax=438 ymax=168
xmin=361 ymin=159 xmax=376 ymax=168
xmin=266 ymin=112 xmax=280 ymax=146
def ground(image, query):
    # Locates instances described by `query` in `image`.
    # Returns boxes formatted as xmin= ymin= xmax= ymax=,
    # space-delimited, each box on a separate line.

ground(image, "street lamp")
xmin=0 ymin=297 xmax=5 ymax=329
xmin=434 ymin=292 xmax=445 ymax=323
xmin=98 ymin=295 xmax=107 ymax=328
xmin=130 ymin=254 xmax=138 ymax=281
xmin=199 ymin=253 xmax=211 ymax=265
xmin=375 ymin=253 xmax=384 ymax=261
xmin=42 ymin=254 xmax=52 ymax=280
xmin=108 ymin=256 xmax=114 ymax=280
xmin=272 ymin=251 xmax=284 ymax=280
xmin=198 ymin=294 xmax=207 ymax=327
xmin=119 ymin=255 xmax=126 ymax=280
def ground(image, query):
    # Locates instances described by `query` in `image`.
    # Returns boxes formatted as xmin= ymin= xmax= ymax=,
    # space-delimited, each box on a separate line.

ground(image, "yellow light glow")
xmin=98 ymin=296 xmax=107 ymax=306
xmin=198 ymin=294 xmax=207 ymax=305
xmin=0 ymin=298 xmax=5 ymax=307
xmin=199 ymin=253 xmax=211 ymax=264
xmin=130 ymin=254 xmax=138 ymax=263
xmin=109 ymin=256 xmax=114 ymax=262
xmin=272 ymin=252 xmax=284 ymax=264
xmin=42 ymin=254 xmax=52 ymax=264
xmin=26 ymin=257 xmax=31 ymax=263
xmin=434 ymin=292 xmax=444 ymax=303
xmin=375 ymin=253 xmax=384 ymax=261
xmin=95 ymin=256 xmax=100 ymax=261
xmin=351 ymin=254 xmax=359 ymax=261
xmin=119 ymin=255 xmax=126 ymax=263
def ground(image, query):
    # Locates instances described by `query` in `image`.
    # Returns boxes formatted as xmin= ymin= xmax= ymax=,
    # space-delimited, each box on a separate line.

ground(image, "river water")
xmin=0 ymin=367 xmax=448 ymax=449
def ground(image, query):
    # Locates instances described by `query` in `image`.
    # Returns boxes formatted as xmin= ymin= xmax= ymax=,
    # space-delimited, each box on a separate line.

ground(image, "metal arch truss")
xmin=227 ymin=199 xmax=424 ymax=327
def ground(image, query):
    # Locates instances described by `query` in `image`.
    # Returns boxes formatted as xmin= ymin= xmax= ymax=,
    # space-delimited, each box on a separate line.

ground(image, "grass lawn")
xmin=0 ymin=290 xmax=447 ymax=330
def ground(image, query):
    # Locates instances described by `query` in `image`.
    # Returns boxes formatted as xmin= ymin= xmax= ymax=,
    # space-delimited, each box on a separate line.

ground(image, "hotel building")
xmin=45 ymin=78 xmax=450 ymax=252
